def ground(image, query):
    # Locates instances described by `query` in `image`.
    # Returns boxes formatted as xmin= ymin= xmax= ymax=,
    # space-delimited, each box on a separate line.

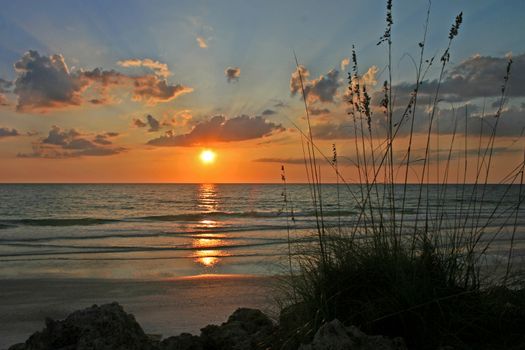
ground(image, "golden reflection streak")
xmin=192 ymin=237 xmax=230 ymax=267
xmin=191 ymin=216 xmax=229 ymax=267
xmin=198 ymin=183 xmax=218 ymax=212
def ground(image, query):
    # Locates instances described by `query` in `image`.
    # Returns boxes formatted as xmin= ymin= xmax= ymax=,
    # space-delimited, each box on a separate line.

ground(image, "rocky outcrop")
xmin=8 ymin=302 xmax=154 ymax=350
xmin=298 ymin=319 xmax=406 ymax=350
xmin=200 ymin=308 xmax=276 ymax=350
xmin=159 ymin=333 xmax=203 ymax=350
xmin=8 ymin=303 xmax=408 ymax=350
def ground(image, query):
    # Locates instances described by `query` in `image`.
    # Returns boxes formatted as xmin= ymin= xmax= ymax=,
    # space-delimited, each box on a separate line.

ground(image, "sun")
xmin=199 ymin=149 xmax=216 ymax=164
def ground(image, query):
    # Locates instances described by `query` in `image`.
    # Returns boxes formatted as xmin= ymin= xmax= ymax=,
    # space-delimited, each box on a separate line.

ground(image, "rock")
xmin=279 ymin=302 xmax=309 ymax=333
xmin=299 ymin=319 xmax=406 ymax=350
xmin=6 ymin=344 xmax=25 ymax=350
xmin=9 ymin=302 xmax=154 ymax=350
xmin=200 ymin=308 xmax=275 ymax=350
xmin=160 ymin=333 xmax=203 ymax=350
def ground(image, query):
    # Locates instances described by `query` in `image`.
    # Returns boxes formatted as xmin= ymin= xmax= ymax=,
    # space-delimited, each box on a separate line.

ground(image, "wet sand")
xmin=0 ymin=275 xmax=276 ymax=349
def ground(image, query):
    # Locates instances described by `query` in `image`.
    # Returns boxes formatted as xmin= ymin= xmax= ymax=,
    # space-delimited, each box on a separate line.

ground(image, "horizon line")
xmin=0 ymin=182 xmax=516 ymax=185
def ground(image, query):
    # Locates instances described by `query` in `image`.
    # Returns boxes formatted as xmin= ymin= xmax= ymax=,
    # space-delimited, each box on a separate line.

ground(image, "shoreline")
xmin=0 ymin=275 xmax=276 ymax=349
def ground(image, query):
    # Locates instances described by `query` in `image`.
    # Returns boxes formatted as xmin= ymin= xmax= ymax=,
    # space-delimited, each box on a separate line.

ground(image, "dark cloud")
xmin=133 ymin=114 xmax=160 ymax=132
xmin=148 ymin=115 xmax=284 ymax=147
xmin=13 ymin=51 xmax=87 ymax=111
xmin=309 ymin=107 xmax=331 ymax=116
xmin=10 ymin=50 xmax=192 ymax=112
xmin=225 ymin=67 xmax=240 ymax=82
xmin=0 ymin=78 xmax=12 ymax=92
xmin=0 ymin=127 xmax=19 ymax=138
xmin=311 ymin=121 xmax=355 ymax=139
xmin=133 ymin=118 xmax=147 ymax=128
xmin=392 ymin=54 xmax=525 ymax=104
xmin=439 ymin=53 xmax=524 ymax=98
xmin=290 ymin=65 xmax=341 ymax=103
xmin=273 ymin=100 xmax=288 ymax=109
xmin=93 ymin=132 xmax=118 ymax=145
xmin=390 ymin=103 xmax=525 ymax=138
xmin=18 ymin=126 xmax=124 ymax=158
xmin=262 ymin=109 xmax=276 ymax=116
xmin=0 ymin=78 xmax=12 ymax=105
xmin=42 ymin=127 xmax=80 ymax=146
xmin=310 ymin=101 xmax=525 ymax=140
xmin=145 ymin=114 xmax=160 ymax=132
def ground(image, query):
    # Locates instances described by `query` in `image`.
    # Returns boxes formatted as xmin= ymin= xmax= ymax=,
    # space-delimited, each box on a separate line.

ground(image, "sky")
xmin=0 ymin=0 xmax=524 ymax=183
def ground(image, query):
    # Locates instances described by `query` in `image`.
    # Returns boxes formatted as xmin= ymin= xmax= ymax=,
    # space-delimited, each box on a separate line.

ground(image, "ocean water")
xmin=0 ymin=183 xmax=524 ymax=280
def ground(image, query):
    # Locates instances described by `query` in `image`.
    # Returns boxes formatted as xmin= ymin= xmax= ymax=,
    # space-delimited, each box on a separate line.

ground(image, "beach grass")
xmin=278 ymin=1 xmax=525 ymax=349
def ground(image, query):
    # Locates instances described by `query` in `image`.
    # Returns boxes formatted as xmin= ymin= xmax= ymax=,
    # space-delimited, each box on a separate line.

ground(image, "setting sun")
xmin=199 ymin=150 xmax=216 ymax=164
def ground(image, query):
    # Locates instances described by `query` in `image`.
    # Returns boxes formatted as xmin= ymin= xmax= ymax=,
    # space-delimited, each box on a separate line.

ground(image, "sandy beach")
xmin=0 ymin=275 xmax=275 ymax=349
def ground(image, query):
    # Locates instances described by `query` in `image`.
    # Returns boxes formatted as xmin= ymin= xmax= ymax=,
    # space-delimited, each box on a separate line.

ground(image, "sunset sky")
xmin=1 ymin=0 xmax=524 ymax=183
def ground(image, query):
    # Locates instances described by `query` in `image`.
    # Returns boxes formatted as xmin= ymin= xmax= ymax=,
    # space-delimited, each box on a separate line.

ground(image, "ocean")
xmin=0 ymin=183 xmax=317 ymax=279
xmin=1 ymin=183 xmax=524 ymax=280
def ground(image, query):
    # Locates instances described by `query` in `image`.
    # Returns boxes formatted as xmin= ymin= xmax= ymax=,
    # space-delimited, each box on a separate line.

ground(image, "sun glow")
xmin=199 ymin=149 xmax=216 ymax=164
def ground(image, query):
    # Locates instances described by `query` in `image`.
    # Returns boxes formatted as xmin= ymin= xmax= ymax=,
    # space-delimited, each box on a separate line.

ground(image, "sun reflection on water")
xmin=192 ymin=235 xmax=229 ymax=267
xmin=197 ymin=184 xmax=218 ymax=212
xmin=192 ymin=184 xmax=229 ymax=267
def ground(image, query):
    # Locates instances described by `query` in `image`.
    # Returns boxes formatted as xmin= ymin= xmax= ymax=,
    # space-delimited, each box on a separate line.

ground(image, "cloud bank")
xmin=8 ymin=50 xmax=192 ymax=112
xmin=18 ymin=126 xmax=125 ymax=158
xmin=148 ymin=115 xmax=284 ymax=147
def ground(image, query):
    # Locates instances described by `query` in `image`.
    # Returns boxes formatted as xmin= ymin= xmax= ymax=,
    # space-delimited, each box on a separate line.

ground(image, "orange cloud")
xmin=162 ymin=109 xmax=193 ymax=127
xmin=340 ymin=57 xmax=350 ymax=71
xmin=117 ymin=58 xmax=171 ymax=78
xmin=196 ymin=36 xmax=208 ymax=48
xmin=148 ymin=115 xmax=284 ymax=147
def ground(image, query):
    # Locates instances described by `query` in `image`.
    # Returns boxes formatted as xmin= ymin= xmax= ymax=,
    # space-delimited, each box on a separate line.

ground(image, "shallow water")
xmin=1 ymin=183 xmax=524 ymax=279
